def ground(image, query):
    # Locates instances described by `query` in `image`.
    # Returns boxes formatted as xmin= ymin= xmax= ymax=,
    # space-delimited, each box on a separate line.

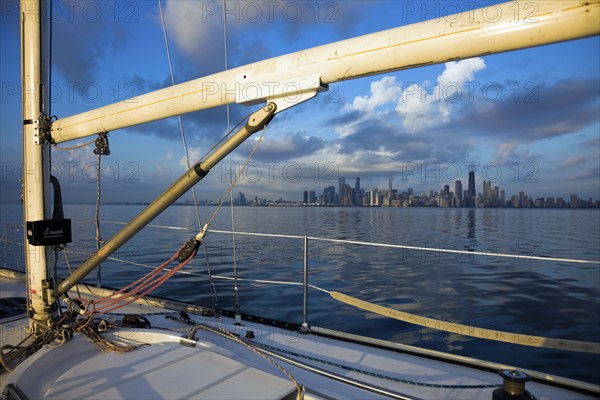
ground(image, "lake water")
xmin=1 ymin=203 xmax=599 ymax=384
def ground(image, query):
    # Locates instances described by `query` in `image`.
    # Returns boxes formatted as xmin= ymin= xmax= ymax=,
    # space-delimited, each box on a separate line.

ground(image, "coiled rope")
xmin=0 ymin=314 xmax=142 ymax=372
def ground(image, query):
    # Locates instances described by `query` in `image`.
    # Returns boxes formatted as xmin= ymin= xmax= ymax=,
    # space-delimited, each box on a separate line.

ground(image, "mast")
xmin=21 ymin=0 xmax=53 ymax=329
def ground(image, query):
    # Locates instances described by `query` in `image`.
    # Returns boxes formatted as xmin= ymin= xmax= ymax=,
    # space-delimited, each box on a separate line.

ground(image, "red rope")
xmin=78 ymin=242 xmax=197 ymax=315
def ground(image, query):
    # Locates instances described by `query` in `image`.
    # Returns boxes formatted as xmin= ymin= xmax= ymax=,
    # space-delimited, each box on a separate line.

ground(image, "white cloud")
xmin=495 ymin=142 xmax=519 ymax=160
xmin=180 ymin=146 xmax=203 ymax=169
xmin=493 ymin=141 xmax=535 ymax=163
xmin=346 ymin=76 xmax=402 ymax=113
xmin=341 ymin=58 xmax=486 ymax=136
xmin=562 ymin=156 xmax=588 ymax=168
xmin=396 ymin=58 xmax=486 ymax=132
xmin=163 ymin=0 xmax=221 ymax=57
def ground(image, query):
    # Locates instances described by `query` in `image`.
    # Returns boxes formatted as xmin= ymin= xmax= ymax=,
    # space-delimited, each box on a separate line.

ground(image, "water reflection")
xmin=467 ymin=209 xmax=476 ymax=239
xmin=1 ymin=204 xmax=599 ymax=384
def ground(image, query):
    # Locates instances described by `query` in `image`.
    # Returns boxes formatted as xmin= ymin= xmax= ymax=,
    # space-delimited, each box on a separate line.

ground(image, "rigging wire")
xmin=157 ymin=0 xmax=219 ymax=311
xmin=221 ymin=0 xmax=241 ymax=322
xmin=157 ymin=0 xmax=202 ymax=230
xmin=48 ymin=0 xmax=53 ymax=119
xmin=63 ymin=247 xmax=81 ymax=299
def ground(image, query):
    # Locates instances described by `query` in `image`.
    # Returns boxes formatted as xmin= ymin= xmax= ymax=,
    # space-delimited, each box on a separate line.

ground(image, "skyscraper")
xmin=237 ymin=192 xmax=246 ymax=206
xmin=482 ymin=180 xmax=492 ymax=205
xmin=354 ymin=178 xmax=361 ymax=206
xmin=570 ymin=194 xmax=578 ymax=208
xmin=338 ymin=177 xmax=346 ymax=205
xmin=323 ymin=186 xmax=335 ymax=205
xmin=455 ymin=180 xmax=463 ymax=206
xmin=467 ymin=171 xmax=475 ymax=207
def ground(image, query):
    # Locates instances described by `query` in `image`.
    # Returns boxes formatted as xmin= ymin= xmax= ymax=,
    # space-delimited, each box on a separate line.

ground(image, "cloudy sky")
xmin=1 ymin=0 xmax=598 ymax=204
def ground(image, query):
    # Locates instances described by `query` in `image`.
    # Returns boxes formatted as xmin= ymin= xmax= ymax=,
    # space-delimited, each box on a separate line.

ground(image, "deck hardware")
xmin=300 ymin=323 xmax=310 ymax=334
xmin=179 ymin=337 xmax=197 ymax=347
xmin=493 ymin=369 xmax=533 ymax=400
xmin=95 ymin=319 xmax=109 ymax=333
xmin=93 ymin=132 xmax=110 ymax=156
xmin=64 ymin=297 xmax=84 ymax=315
xmin=178 ymin=311 xmax=197 ymax=325
xmin=177 ymin=238 xmax=201 ymax=263
xmin=2 ymin=383 xmax=29 ymax=400
xmin=122 ymin=314 xmax=151 ymax=329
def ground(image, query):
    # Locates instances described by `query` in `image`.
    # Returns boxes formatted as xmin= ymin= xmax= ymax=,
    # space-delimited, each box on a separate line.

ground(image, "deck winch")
xmin=493 ymin=369 xmax=533 ymax=400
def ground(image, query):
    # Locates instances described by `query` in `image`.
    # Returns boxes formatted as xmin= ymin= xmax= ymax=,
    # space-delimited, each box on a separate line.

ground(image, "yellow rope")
xmin=330 ymin=291 xmax=600 ymax=354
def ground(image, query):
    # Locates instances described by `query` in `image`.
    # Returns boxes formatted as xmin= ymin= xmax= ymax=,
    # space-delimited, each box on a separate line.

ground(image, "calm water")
xmin=1 ymin=203 xmax=599 ymax=384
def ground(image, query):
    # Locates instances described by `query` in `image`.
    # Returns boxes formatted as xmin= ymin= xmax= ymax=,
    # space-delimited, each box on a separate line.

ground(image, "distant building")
xmin=455 ymin=180 xmax=462 ymax=206
xmin=511 ymin=195 xmax=519 ymax=207
xmin=467 ymin=171 xmax=475 ymax=207
xmin=370 ymin=189 xmax=380 ymax=206
xmin=323 ymin=186 xmax=335 ymax=205
xmin=237 ymin=192 xmax=246 ymax=206
xmin=570 ymin=194 xmax=578 ymax=208
xmin=338 ymin=177 xmax=346 ymax=205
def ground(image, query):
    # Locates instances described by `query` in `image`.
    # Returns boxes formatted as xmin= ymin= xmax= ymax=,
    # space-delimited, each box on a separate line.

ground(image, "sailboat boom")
xmin=50 ymin=0 xmax=599 ymax=143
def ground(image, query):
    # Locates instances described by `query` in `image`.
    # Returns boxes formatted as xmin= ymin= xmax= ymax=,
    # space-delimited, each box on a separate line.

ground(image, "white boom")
xmin=50 ymin=1 xmax=600 ymax=143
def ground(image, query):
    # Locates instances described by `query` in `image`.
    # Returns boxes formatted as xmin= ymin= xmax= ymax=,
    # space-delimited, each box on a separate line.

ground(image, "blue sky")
xmin=1 ymin=0 xmax=599 ymax=204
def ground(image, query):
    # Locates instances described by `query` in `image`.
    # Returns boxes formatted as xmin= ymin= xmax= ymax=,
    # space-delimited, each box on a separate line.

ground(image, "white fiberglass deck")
xmin=5 ymin=330 xmax=297 ymax=400
xmin=1 ymin=271 xmax=598 ymax=400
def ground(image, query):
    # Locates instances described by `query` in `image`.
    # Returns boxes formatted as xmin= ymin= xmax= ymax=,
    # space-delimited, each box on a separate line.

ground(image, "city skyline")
xmin=299 ymin=174 xmax=599 ymax=208
xmin=178 ymin=173 xmax=598 ymax=208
